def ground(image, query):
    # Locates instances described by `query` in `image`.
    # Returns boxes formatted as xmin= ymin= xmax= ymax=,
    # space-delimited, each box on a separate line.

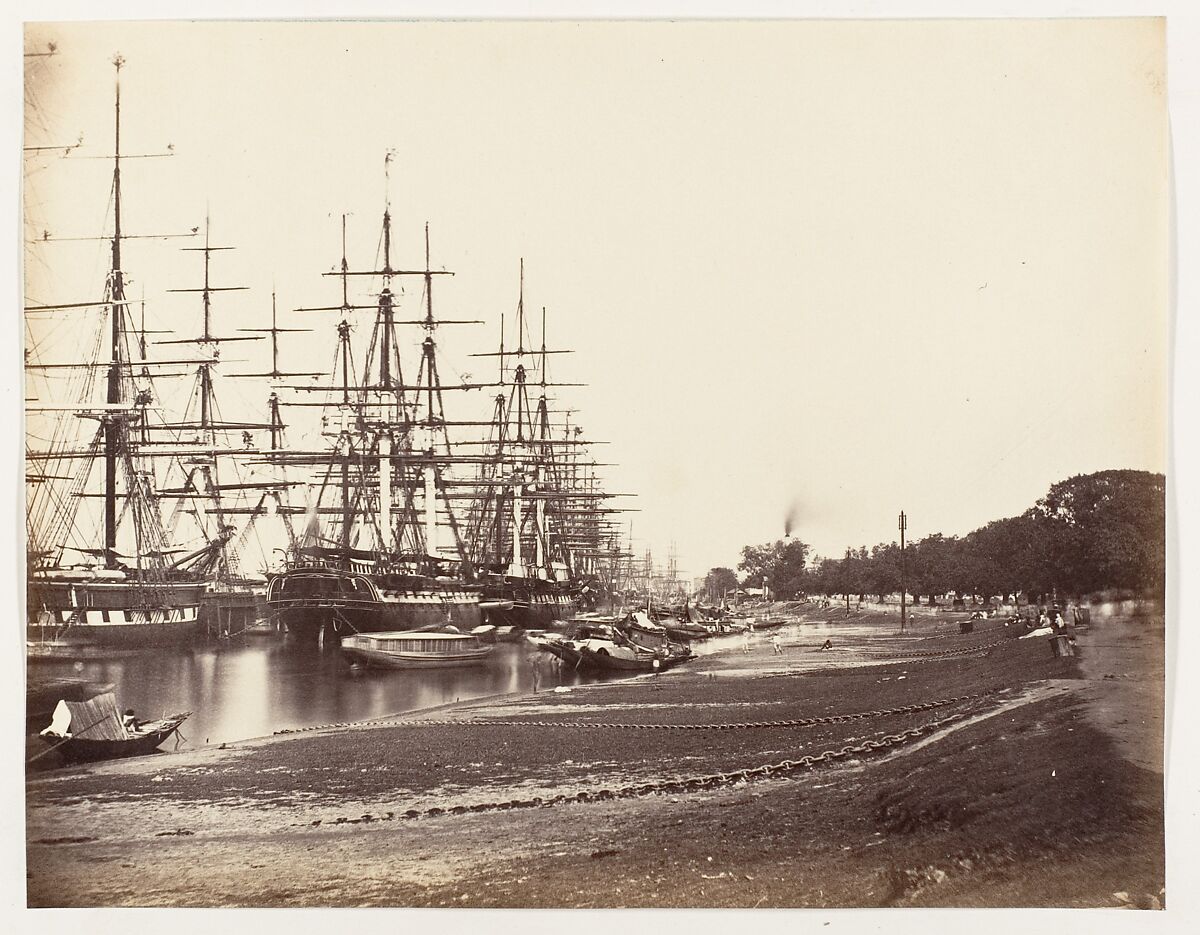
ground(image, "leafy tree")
xmin=830 ymin=547 xmax=860 ymax=601
xmin=909 ymin=533 xmax=959 ymax=603
xmin=704 ymin=567 xmax=739 ymax=601
xmin=729 ymin=469 xmax=1164 ymax=608
xmin=864 ymin=542 xmax=902 ymax=601
xmin=738 ymin=542 xmax=777 ymax=586
xmin=963 ymin=514 xmax=1051 ymax=601
xmin=805 ymin=555 xmax=837 ymax=597
xmin=1030 ymin=469 xmax=1165 ymax=596
xmin=738 ymin=538 xmax=811 ymax=599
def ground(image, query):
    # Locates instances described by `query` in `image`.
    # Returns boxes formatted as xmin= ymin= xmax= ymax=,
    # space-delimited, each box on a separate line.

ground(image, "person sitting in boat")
xmin=122 ymin=708 xmax=140 ymax=732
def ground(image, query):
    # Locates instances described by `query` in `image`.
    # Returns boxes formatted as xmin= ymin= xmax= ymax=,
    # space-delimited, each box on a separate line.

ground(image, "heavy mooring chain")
xmin=879 ymin=637 xmax=1009 ymax=660
xmin=455 ymin=690 xmax=999 ymax=731
xmin=291 ymin=709 xmax=976 ymax=829
xmin=273 ymin=689 xmax=1000 ymax=736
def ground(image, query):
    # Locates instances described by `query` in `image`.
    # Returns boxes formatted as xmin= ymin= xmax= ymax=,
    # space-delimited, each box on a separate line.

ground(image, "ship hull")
xmin=26 ymin=575 xmax=205 ymax=649
xmin=266 ymin=567 xmax=480 ymax=640
xmin=199 ymin=588 xmax=266 ymax=637
xmin=480 ymin=581 xmax=579 ymax=630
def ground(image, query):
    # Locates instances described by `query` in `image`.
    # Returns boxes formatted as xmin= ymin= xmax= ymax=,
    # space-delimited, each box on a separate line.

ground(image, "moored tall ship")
xmin=460 ymin=263 xmax=622 ymax=628
xmin=26 ymin=64 xmax=635 ymax=650
xmin=264 ymin=170 xmax=484 ymax=640
xmin=25 ymin=56 xmax=217 ymax=649
xmin=151 ymin=218 xmax=275 ymax=636
xmin=267 ymin=548 xmax=481 ymax=640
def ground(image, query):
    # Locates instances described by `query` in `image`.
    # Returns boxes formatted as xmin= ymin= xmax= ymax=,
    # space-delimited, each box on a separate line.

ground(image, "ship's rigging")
xmin=25 ymin=56 xmax=638 ymax=647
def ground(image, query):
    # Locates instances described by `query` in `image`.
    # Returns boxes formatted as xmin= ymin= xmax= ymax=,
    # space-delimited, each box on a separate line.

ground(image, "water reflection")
xmin=28 ymin=637 xmax=618 ymax=747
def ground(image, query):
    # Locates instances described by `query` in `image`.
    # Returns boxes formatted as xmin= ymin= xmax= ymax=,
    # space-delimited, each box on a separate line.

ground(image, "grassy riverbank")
xmin=25 ymin=606 xmax=1164 ymax=908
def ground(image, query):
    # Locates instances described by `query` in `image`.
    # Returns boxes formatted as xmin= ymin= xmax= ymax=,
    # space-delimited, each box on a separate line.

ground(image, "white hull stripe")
xmin=34 ymin=606 xmax=201 ymax=626
xmin=378 ymin=591 xmax=477 ymax=604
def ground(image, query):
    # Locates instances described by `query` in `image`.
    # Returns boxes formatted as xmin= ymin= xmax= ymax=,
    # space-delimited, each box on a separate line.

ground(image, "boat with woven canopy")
xmin=340 ymin=630 xmax=494 ymax=669
xmin=37 ymin=691 xmax=189 ymax=763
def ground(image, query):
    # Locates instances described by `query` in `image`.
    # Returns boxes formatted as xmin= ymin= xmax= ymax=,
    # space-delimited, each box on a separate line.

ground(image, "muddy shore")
xmin=25 ymin=606 xmax=1164 ymax=908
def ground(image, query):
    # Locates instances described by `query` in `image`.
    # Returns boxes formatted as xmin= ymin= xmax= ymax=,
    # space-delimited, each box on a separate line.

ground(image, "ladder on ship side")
xmin=47 ymin=606 xmax=83 ymax=645
xmin=435 ymin=586 xmax=458 ymax=625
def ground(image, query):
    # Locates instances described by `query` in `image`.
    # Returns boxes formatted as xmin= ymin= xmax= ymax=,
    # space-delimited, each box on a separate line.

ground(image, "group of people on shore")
xmin=970 ymin=602 xmax=1079 ymax=633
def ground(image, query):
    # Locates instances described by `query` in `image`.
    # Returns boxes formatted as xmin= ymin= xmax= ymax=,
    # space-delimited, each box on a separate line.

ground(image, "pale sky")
xmin=23 ymin=18 xmax=1168 ymax=578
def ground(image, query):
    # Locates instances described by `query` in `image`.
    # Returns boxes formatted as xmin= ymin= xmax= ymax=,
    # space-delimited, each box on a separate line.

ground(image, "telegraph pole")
xmin=899 ymin=510 xmax=908 ymax=632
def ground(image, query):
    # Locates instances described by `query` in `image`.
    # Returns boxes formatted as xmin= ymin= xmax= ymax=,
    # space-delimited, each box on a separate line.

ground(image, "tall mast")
xmin=231 ymin=287 xmax=319 ymax=380
xmin=161 ymin=215 xmax=255 ymax=436
xmin=378 ymin=152 xmax=397 ymax=390
xmin=270 ymin=291 xmax=279 ymax=376
xmin=374 ymin=156 xmax=400 ymax=551
xmin=419 ymin=225 xmax=441 ymax=559
xmin=338 ymin=318 xmax=353 ymax=551
xmin=514 ymin=259 xmax=527 ymax=442
xmin=493 ymin=315 xmax=507 ymax=564
xmin=199 ymin=218 xmax=212 ymax=432
xmin=26 ymin=54 xmax=215 ymax=575
xmin=102 ymin=54 xmax=126 ymax=565
xmin=534 ymin=306 xmax=549 ymax=573
xmin=229 ymin=285 xmax=319 ymax=500
xmin=340 ymin=214 xmax=350 ymax=311
xmin=463 ymin=262 xmax=589 ymax=580
xmin=423 ymin=225 xmax=435 ymax=425
xmin=273 ymin=200 xmax=487 ymax=575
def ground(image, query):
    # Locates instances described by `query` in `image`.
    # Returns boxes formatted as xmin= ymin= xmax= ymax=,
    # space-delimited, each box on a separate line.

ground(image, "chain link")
xmin=274 ymin=689 xmax=1001 ymax=736
xmin=875 ymin=637 xmax=1009 ymax=660
xmin=290 ymin=708 xmax=980 ymax=829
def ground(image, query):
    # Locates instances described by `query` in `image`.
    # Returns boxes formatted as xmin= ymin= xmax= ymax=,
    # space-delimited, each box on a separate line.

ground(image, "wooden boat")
xmin=661 ymin=601 xmax=712 ymax=641
xmin=539 ymin=622 xmax=693 ymax=673
xmin=549 ymin=639 xmax=692 ymax=673
xmin=341 ymin=630 xmax=494 ymax=669
xmin=661 ymin=619 xmax=709 ymax=641
xmin=747 ymin=616 xmax=791 ymax=631
xmin=38 ymin=692 xmax=189 ymax=764
xmin=26 ymin=676 xmax=113 ymax=735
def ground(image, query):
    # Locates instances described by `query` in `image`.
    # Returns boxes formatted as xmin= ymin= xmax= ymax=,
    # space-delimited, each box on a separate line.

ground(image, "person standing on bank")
xmin=528 ymin=652 xmax=542 ymax=692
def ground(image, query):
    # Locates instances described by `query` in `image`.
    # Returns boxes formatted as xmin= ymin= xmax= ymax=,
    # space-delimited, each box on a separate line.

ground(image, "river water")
xmin=26 ymin=618 xmax=865 ymax=755
xmin=27 ymin=634 xmax=634 ymax=748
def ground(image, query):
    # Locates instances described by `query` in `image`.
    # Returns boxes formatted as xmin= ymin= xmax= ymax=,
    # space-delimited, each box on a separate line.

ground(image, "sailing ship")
xmin=25 ymin=57 xmax=223 ymax=649
xmin=264 ymin=167 xmax=486 ymax=640
xmin=152 ymin=217 xmax=274 ymax=636
xmin=460 ymin=264 xmax=621 ymax=629
xmin=25 ymin=60 xmax=635 ymax=651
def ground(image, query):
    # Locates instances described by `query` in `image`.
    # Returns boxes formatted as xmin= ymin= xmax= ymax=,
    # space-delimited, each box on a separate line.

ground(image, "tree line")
xmin=703 ymin=470 xmax=1165 ymax=604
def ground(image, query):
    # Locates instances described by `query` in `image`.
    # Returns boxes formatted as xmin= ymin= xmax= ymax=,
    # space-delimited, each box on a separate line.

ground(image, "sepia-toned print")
xmin=23 ymin=19 xmax=1167 ymax=909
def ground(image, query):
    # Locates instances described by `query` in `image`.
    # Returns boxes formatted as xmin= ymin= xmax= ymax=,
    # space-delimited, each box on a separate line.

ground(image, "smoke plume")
xmin=784 ymin=499 xmax=801 ymax=538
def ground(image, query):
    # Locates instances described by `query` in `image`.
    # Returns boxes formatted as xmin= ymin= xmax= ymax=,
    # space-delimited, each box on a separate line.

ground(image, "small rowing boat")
xmin=38 ymin=691 xmax=189 ymax=764
xmin=341 ymin=630 xmax=494 ymax=669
